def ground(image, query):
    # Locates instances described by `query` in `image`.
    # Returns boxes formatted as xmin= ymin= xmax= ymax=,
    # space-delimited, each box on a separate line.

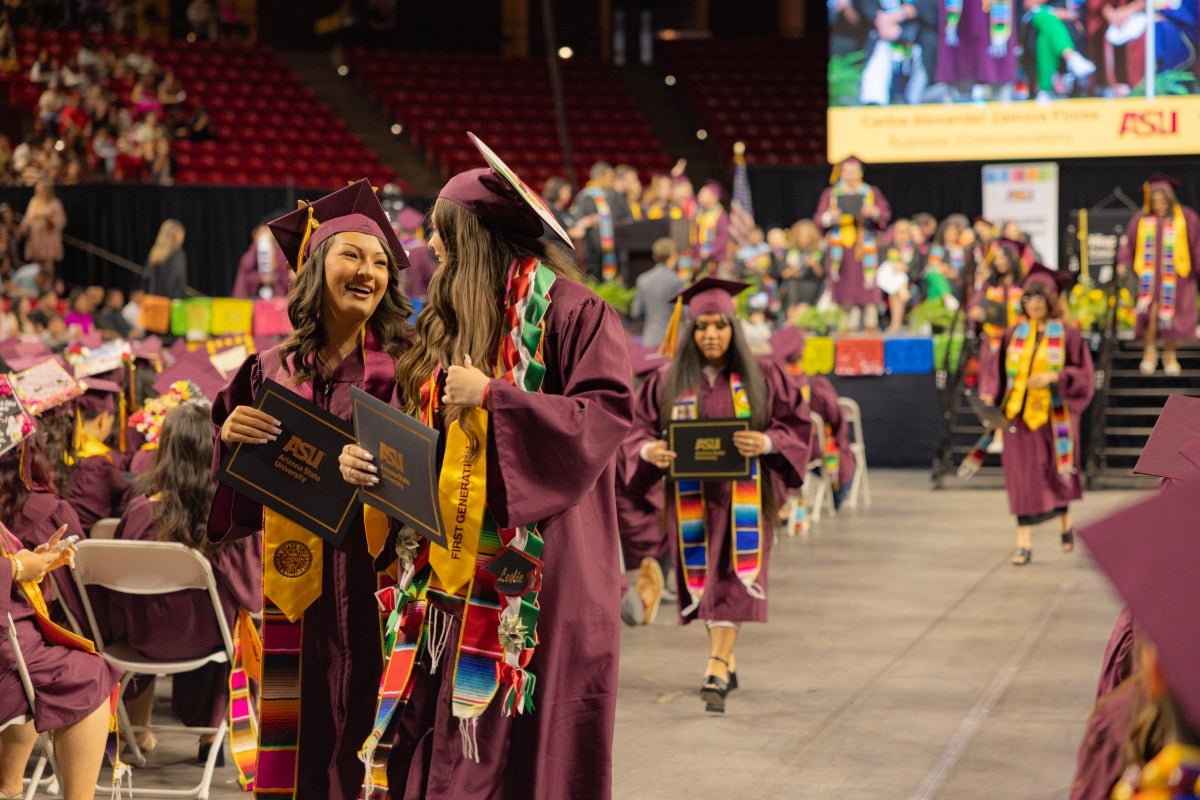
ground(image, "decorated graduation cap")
xmin=1143 ymin=172 xmax=1183 ymax=213
xmin=268 ymin=179 xmax=410 ymax=272
xmin=9 ymin=356 xmax=83 ymax=417
xmin=438 ymin=132 xmax=573 ymax=248
xmin=658 ymin=277 xmax=751 ymax=357
xmin=1079 ymin=479 xmax=1200 ymax=732
xmin=1133 ymin=394 xmax=1200 ymax=482
xmin=153 ymin=346 xmax=230 ymax=401
xmin=1022 ymin=263 xmax=1072 ymax=298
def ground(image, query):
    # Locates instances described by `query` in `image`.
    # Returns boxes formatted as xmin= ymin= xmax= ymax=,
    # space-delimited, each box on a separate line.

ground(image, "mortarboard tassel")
xmin=658 ymin=297 xmax=683 ymax=357
xmin=294 ymin=204 xmax=321 ymax=272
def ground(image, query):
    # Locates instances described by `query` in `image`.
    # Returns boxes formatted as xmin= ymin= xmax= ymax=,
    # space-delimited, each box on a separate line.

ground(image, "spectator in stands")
xmin=75 ymin=38 xmax=105 ymax=76
xmin=0 ymin=521 xmax=119 ymax=800
xmin=777 ymin=219 xmax=826 ymax=317
xmin=123 ymin=43 xmax=155 ymax=76
xmin=63 ymin=286 xmax=95 ymax=336
xmin=176 ymin=105 xmax=214 ymax=141
xmin=615 ymin=164 xmax=644 ymax=219
xmin=107 ymin=401 xmax=262 ymax=764
xmin=58 ymin=54 xmax=87 ymax=91
xmin=58 ymin=90 xmax=91 ymax=152
xmin=90 ymin=128 xmax=118 ymax=175
xmin=187 ymin=0 xmax=219 ymax=41
xmin=571 ymin=161 xmax=630 ymax=281
xmin=157 ymin=70 xmax=186 ymax=110
xmin=36 ymin=80 xmax=66 ymax=134
xmin=0 ymin=203 xmax=18 ymax=273
xmin=631 ymin=237 xmax=684 ymax=348
xmin=1117 ymin=175 xmax=1200 ymax=377
xmin=18 ymin=181 xmax=67 ymax=271
xmin=880 ymin=218 xmax=921 ymax=332
xmin=143 ymin=219 xmax=188 ymax=299
xmin=130 ymin=74 xmax=162 ymax=117
xmin=94 ymin=287 xmax=132 ymax=338
xmin=29 ymin=289 xmax=60 ymax=332
xmin=1 ymin=294 xmax=37 ymax=336
xmin=123 ymin=289 xmax=144 ymax=330
xmin=148 ymin=133 xmax=172 ymax=185
xmin=815 ymin=156 xmax=891 ymax=330
xmin=29 ymin=49 xmax=56 ymax=85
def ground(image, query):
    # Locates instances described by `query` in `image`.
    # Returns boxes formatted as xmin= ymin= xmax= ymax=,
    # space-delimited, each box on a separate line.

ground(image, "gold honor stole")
xmin=1003 ymin=320 xmax=1076 ymax=477
xmin=828 ymin=185 xmax=877 ymax=282
xmin=253 ymin=336 xmax=392 ymax=798
xmin=1134 ymin=208 xmax=1192 ymax=324
xmin=671 ymin=373 xmax=766 ymax=617
xmin=1 ymin=526 xmax=129 ymax=792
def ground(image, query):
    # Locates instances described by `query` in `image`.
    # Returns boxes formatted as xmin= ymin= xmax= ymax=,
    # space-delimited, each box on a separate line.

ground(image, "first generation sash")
xmin=672 ymin=372 xmax=766 ymax=617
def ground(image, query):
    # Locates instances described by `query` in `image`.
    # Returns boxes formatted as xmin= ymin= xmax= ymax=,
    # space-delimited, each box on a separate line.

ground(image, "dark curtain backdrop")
xmin=0 ymin=184 xmax=438 ymax=297
xmin=748 ymin=157 xmax=1200 ymax=241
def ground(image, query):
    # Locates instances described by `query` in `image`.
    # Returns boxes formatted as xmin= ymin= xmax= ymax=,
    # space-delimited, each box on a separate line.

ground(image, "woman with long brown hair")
xmin=209 ymin=179 xmax=412 ymax=800
xmin=620 ymin=278 xmax=811 ymax=713
xmin=338 ymin=135 xmax=633 ymax=800
xmin=105 ymin=401 xmax=260 ymax=763
xmin=142 ymin=218 xmax=188 ymax=299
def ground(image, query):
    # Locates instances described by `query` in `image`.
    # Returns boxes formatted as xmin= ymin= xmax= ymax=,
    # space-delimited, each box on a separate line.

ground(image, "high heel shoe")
xmin=197 ymin=741 xmax=226 ymax=767
xmin=1011 ymin=547 xmax=1032 ymax=566
xmin=726 ymin=652 xmax=738 ymax=692
xmin=700 ymin=656 xmax=732 ymax=713
xmin=1061 ymin=528 xmax=1075 ymax=553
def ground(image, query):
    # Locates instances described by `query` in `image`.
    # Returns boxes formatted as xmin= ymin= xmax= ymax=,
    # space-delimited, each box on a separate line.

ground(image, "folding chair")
xmin=837 ymin=397 xmax=872 ymax=510
xmin=802 ymin=410 xmax=836 ymax=525
xmin=88 ymin=518 xmax=121 ymax=540
xmin=70 ymin=540 xmax=234 ymax=800
xmin=6 ymin=613 xmax=59 ymax=800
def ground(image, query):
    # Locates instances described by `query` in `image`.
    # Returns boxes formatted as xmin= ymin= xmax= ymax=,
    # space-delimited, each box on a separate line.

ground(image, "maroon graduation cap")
xmin=76 ymin=377 xmax=123 ymax=415
xmin=672 ymin=277 xmax=751 ymax=317
xmin=1079 ymin=479 xmax=1200 ymax=732
xmin=1134 ymin=395 xmax=1200 ymax=481
xmin=769 ymin=325 xmax=806 ymax=366
xmin=438 ymin=132 xmax=573 ymax=248
xmin=396 ymin=206 xmax=426 ymax=232
xmin=1143 ymin=173 xmax=1182 ymax=212
xmin=152 ymin=347 xmax=229 ymax=400
xmin=268 ymin=179 xmax=410 ymax=272
xmin=1022 ymin=263 xmax=1072 ymax=298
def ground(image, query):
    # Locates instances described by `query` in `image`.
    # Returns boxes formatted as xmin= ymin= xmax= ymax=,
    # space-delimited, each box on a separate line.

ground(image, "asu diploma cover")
xmin=216 ymin=379 xmax=358 ymax=547
xmin=667 ymin=418 xmax=751 ymax=480
xmin=350 ymin=387 xmax=446 ymax=548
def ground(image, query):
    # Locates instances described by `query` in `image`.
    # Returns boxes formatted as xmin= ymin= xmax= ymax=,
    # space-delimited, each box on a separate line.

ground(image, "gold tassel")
xmin=118 ymin=392 xmax=127 ymax=454
xmin=1143 ymin=181 xmax=1151 ymax=214
xmin=294 ymin=204 xmax=320 ymax=272
xmin=829 ymin=162 xmax=840 ymax=186
xmin=658 ymin=297 xmax=684 ymax=357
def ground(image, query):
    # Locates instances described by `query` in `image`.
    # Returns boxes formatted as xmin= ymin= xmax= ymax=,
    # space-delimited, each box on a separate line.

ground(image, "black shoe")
xmin=1061 ymin=528 xmax=1075 ymax=553
xmin=198 ymin=741 xmax=225 ymax=767
xmin=1011 ymin=547 xmax=1032 ymax=566
xmin=700 ymin=656 xmax=731 ymax=712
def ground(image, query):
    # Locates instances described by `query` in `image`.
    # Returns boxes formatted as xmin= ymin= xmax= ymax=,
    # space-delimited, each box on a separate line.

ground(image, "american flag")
xmin=729 ymin=146 xmax=756 ymax=246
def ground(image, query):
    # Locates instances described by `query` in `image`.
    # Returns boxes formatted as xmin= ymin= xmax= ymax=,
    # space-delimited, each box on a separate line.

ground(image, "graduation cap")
xmin=153 ymin=346 xmax=228 ymax=401
xmin=9 ymin=356 xmax=83 ymax=416
xmin=769 ymin=325 xmax=806 ymax=365
xmin=1022 ymin=263 xmax=1072 ymax=298
xmin=1133 ymin=394 xmax=1200 ymax=481
xmin=1078 ymin=479 xmax=1200 ymax=732
xmin=396 ymin=206 xmax=426 ymax=232
xmin=76 ymin=377 xmax=123 ymax=416
xmin=1143 ymin=173 xmax=1182 ymax=213
xmin=438 ymin=132 xmax=573 ymax=248
xmin=0 ymin=373 xmax=35 ymax=459
xmin=829 ymin=155 xmax=863 ymax=186
xmin=484 ymin=545 xmax=543 ymax=598
xmin=268 ymin=179 xmax=410 ymax=272
xmin=700 ymin=180 xmax=725 ymax=202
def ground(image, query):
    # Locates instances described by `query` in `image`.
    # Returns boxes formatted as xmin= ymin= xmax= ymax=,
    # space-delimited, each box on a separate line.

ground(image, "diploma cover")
xmin=836 ymin=192 xmax=864 ymax=220
xmin=217 ymin=379 xmax=358 ymax=547
xmin=667 ymin=418 xmax=751 ymax=480
xmin=350 ymin=387 xmax=446 ymax=548
xmin=965 ymin=389 xmax=1013 ymax=432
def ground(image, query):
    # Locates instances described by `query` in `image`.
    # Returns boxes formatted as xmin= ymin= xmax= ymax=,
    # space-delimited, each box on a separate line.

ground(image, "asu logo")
xmin=1118 ymin=111 xmax=1178 ymax=137
xmin=282 ymin=436 xmax=325 ymax=469
xmin=695 ymin=438 xmax=723 ymax=451
xmin=378 ymin=441 xmax=405 ymax=474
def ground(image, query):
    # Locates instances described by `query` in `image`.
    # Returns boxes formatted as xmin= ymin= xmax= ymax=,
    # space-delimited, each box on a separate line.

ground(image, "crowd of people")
xmin=831 ymin=0 xmax=1200 ymax=104
xmin=0 ymin=9 xmax=222 ymax=188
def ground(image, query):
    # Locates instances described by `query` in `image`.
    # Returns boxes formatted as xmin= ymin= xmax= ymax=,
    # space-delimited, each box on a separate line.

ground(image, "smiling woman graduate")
xmin=207 ymin=180 xmax=413 ymax=800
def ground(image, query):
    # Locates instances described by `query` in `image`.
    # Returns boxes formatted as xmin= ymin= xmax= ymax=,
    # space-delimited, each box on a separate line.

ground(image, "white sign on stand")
xmin=982 ymin=163 xmax=1060 ymax=269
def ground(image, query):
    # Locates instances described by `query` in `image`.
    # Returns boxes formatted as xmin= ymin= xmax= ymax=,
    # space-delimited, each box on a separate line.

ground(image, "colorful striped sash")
xmin=827 ymin=186 xmax=878 ymax=287
xmin=672 ymin=373 xmax=765 ymax=616
xmin=585 ymin=187 xmax=618 ymax=281
xmin=1134 ymin=209 xmax=1192 ymax=326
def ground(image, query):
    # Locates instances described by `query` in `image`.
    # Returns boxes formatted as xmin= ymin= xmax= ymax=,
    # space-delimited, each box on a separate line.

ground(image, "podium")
xmin=617 ymin=218 xmax=690 ymax=283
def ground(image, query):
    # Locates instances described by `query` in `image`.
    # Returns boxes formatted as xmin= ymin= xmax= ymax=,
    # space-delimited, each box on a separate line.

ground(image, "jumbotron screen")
xmin=826 ymin=0 xmax=1200 ymax=162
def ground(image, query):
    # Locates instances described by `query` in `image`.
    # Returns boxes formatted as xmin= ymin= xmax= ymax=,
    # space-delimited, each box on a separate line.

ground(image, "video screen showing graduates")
xmin=826 ymin=0 xmax=1200 ymax=162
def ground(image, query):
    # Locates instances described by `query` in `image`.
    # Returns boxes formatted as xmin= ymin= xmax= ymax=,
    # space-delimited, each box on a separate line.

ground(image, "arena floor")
xmin=32 ymin=470 xmax=1138 ymax=800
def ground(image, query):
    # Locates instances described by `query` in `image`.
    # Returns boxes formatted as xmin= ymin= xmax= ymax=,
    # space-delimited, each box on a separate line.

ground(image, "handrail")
xmin=1084 ymin=277 xmax=1121 ymax=484
xmin=12 ymin=210 xmax=202 ymax=297
xmin=930 ymin=269 xmax=976 ymax=488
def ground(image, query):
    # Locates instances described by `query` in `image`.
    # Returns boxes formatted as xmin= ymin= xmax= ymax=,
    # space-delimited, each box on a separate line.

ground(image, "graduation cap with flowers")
xmin=268 ymin=179 xmax=410 ymax=272
xmin=438 ymin=132 xmax=574 ymax=248
xmin=0 ymin=373 xmax=36 ymax=459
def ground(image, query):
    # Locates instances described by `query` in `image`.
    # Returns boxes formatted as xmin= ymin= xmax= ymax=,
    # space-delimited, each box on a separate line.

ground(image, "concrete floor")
xmin=24 ymin=470 xmax=1139 ymax=799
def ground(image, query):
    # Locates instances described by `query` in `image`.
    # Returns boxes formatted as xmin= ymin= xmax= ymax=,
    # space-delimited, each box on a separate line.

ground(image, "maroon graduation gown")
xmin=814 ymin=186 xmax=891 ymax=307
xmin=97 ymin=494 xmax=262 ymax=727
xmin=616 ymin=450 xmax=667 ymax=566
xmin=1117 ymin=207 xmax=1200 ymax=341
xmin=935 ymin=0 xmax=1018 ymax=84
xmin=622 ymin=359 xmax=811 ymax=624
xmin=384 ymin=279 xmax=633 ymax=800
xmin=404 ymin=243 xmax=436 ymax=299
xmin=209 ymin=343 xmax=398 ymax=800
xmin=230 ymin=240 xmax=291 ymax=300
xmin=8 ymin=488 xmax=87 ymax=626
xmin=0 ymin=524 xmax=121 ymax=732
xmin=979 ymin=323 xmax=1095 ymax=517
xmin=66 ymin=454 xmax=131 ymax=535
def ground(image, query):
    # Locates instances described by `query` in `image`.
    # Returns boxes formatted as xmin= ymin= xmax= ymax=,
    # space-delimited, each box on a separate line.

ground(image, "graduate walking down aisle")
xmin=620 ymin=278 xmax=810 ymax=713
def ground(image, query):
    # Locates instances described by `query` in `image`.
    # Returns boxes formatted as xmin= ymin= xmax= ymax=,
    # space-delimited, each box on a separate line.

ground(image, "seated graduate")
xmin=65 ymin=378 xmax=132 ymax=535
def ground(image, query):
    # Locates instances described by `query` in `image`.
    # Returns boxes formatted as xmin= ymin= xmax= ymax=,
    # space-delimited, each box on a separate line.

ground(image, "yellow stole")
xmin=1004 ymin=321 xmax=1057 ymax=430
xmin=1134 ymin=205 xmax=1192 ymax=280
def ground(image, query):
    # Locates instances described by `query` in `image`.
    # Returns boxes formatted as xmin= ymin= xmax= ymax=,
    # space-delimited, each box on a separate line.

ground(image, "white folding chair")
xmin=837 ymin=397 xmax=871 ymax=510
xmin=5 ymin=612 xmax=59 ymax=800
xmin=88 ymin=518 xmax=121 ymax=540
xmin=802 ymin=410 xmax=836 ymax=525
xmin=70 ymin=540 xmax=234 ymax=800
